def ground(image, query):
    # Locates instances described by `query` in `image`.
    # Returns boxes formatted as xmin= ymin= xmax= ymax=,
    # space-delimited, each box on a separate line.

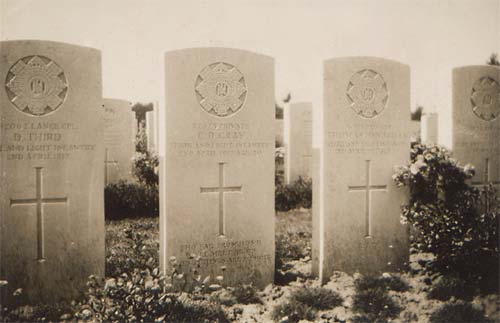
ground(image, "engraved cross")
xmin=10 ymin=167 xmax=68 ymax=262
xmin=200 ymin=162 xmax=242 ymax=237
xmin=348 ymin=160 xmax=387 ymax=238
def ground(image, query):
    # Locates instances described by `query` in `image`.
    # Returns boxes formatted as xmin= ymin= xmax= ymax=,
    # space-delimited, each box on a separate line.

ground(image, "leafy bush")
xmin=393 ymin=142 xmax=499 ymax=289
xmin=275 ymin=177 xmax=312 ymax=211
xmin=429 ymin=301 xmax=491 ymax=323
xmin=105 ymin=181 xmax=159 ymax=220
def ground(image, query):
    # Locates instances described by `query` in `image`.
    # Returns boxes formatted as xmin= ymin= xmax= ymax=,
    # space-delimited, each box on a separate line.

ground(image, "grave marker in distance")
xmin=285 ymin=102 xmax=313 ymax=184
xmin=103 ymin=98 xmax=135 ymax=184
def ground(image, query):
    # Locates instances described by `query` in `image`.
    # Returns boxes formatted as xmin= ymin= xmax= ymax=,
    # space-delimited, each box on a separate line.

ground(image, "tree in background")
xmin=275 ymin=92 xmax=291 ymax=120
xmin=487 ymin=53 xmax=499 ymax=66
xmin=411 ymin=105 xmax=423 ymax=121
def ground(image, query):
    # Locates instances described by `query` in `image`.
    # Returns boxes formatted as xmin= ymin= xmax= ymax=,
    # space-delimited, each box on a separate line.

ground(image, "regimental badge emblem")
xmin=195 ymin=62 xmax=247 ymax=117
xmin=470 ymin=76 xmax=500 ymax=121
xmin=5 ymin=55 xmax=68 ymax=116
xmin=346 ymin=69 xmax=388 ymax=118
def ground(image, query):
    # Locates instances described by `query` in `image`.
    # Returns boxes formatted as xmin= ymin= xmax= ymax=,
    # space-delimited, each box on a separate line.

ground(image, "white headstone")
xmin=452 ymin=65 xmax=500 ymax=204
xmin=315 ymin=57 xmax=412 ymax=282
xmin=0 ymin=40 xmax=104 ymax=303
xmin=161 ymin=48 xmax=275 ymax=288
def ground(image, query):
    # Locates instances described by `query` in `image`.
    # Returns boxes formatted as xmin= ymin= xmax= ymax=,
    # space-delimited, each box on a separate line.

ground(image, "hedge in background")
xmin=105 ymin=181 xmax=159 ymax=220
xmin=275 ymin=177 xmax=312 ymax=212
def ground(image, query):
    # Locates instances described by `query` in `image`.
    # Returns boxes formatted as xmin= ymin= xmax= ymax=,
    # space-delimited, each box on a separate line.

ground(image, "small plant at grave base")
xmin=290 ymin=287 xmax=343 ymax=310
xmin=275 ymin=176 xmax=312 ymax=211
xmin=271 ymin=288 xmax=343 ymax=323
xmin=393 ymin=141 xmax=499 ymax=294
xmin=429 ymin=301 xmax=491 ymax=323
xmin=351 ymin=275 xmax=402 ymax=322
xmin=168 ymin=255 xmax=225 ymax=294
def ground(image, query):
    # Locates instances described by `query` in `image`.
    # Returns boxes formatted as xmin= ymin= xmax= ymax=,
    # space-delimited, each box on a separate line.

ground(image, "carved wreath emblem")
xmin=471 ymin=76 xmax=500 ymax=121
xmin=5 ymin=55 xmax=68 ymax=116
xmin=347 ymin=69 xmax=388 ymax=118
xmin=195 ymin=62 xmax=247 ymax=117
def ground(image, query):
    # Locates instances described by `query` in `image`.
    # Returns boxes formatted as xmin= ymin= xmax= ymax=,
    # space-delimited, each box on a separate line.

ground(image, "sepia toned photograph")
xmin=0 ymin=0 xmax=499 ymax=322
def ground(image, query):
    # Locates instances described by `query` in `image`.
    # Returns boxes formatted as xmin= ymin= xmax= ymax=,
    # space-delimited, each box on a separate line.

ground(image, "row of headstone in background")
xmin=1 ymin=39 xmax=498 ymax=303
xmin=284 ymin=102 xmax=313 ymax=184
xmin=103 ymin=98 xmax=136 ymax=185
xmin=421 ymin=112 xmax=438 ymax=144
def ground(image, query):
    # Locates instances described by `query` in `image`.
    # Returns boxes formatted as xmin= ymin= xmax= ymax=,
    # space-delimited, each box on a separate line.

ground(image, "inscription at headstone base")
xmin=103 ymin=98 xmax=135 ymax=184
xmin=314 ymin=57 xmax=411 ymax=283
xmin=161 ymin=48 xmax=275 ymax=288
xmin=285 ymin=102 xmax=313 ymax=184
xmin=452 ymin=65 xmax=500 ymax=210
xmin=0 ymin=40 xmax=104 ymax=304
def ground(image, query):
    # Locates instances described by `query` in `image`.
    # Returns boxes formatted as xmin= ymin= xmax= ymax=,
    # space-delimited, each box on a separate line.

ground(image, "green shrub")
xmin=290 ymin=287 xmax=343 ymax=310
xmin=393 ymin=142 xmax=499 ymax=289
xmin=275 ymin=177 xmax=312 ymax=211
xmin=105 ymin=181 xmax=159 ymax=220
xmin=429 ymin=301 xmax=491 ymax=323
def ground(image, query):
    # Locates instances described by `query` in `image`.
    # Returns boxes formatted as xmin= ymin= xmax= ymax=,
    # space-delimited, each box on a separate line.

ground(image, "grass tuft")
xmin=271 ymin=300 xmax=317 ymax=323
xmin=290 ymin=287 xmax=343 ymax=310
xmin=230 ymin=284 xmax=262 ymax=305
